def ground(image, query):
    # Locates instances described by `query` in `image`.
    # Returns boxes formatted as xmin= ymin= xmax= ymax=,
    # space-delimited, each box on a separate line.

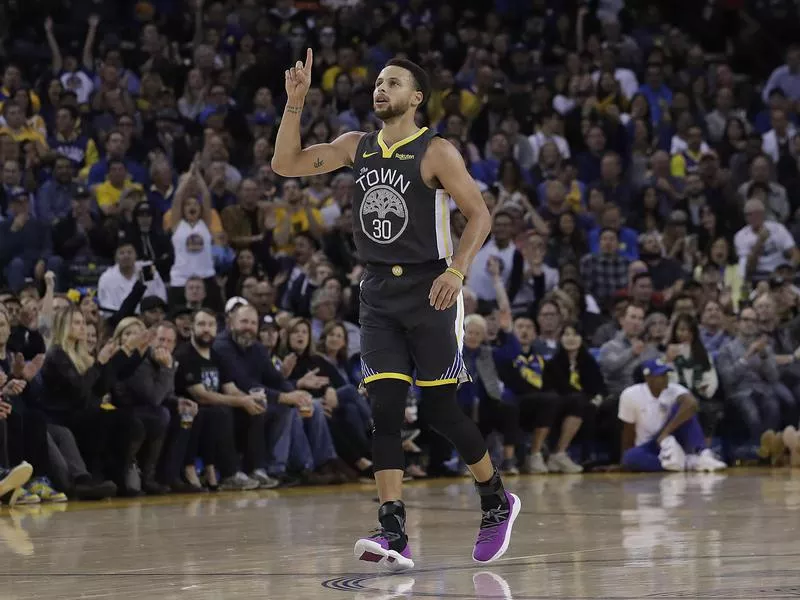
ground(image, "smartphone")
xmin=141 ymin=262 xmax=156 ymax=282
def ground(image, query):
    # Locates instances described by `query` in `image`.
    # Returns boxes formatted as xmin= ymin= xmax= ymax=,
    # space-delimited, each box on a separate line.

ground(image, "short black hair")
xmin=385 ymin=58 xmax=430 ymax=106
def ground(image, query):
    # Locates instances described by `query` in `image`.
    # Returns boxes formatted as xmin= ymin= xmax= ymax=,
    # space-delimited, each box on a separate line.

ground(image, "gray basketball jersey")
xmin=352 ymin=127 xmax=453 ymax=265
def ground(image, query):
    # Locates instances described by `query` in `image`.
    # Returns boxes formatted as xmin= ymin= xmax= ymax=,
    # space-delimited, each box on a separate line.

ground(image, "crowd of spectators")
xmin=2 ymin=0 xmax=800 ymax=502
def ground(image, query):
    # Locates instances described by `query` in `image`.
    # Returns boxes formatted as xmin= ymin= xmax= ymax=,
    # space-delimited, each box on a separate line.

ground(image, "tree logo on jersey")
xmin=360 ymin=184 xmax=409 ymax=245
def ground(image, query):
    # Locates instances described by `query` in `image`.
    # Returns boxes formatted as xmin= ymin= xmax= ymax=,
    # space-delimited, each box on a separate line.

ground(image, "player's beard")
xmin=374 ymin=98 xmax=411 ymax=121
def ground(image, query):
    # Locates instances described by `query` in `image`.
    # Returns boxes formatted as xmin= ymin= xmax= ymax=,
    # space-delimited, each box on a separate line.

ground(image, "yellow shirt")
xmin=565 ymin=180 xmax=584 ymax=213
xmin=321 ymin=65 xmax=368 ymax=93
xmin=94 ymin=180 xmax=144 ymax=209
xmin=670 ymin=148 xmax=703 ymax=178
xmin=274 ymin=206 xmax=323 ymax=254
xmin=0 ymin=125 xmax=47 ymax=148
xmin=0 ymin=89 xmax=41 ymax=113
xmin=427 ymin=88 xmax=481 ymax=125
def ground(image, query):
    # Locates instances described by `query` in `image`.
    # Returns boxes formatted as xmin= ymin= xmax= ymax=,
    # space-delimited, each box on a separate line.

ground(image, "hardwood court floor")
xmin=2 ymin=470 xmax=800 ymax=599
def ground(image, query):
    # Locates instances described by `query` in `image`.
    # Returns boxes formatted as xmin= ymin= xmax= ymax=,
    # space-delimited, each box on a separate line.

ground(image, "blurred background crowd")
xmin=1 ymin=0 xmax=800 ymax=503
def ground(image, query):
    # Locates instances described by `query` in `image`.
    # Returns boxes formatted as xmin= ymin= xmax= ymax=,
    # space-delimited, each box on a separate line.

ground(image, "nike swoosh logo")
xmin=362 ymin=151 xmax=378 ymax=158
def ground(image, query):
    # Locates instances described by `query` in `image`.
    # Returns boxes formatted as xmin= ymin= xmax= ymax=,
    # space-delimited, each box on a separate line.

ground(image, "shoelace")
xmin=476 ymin=506 xmax=510 ymax=544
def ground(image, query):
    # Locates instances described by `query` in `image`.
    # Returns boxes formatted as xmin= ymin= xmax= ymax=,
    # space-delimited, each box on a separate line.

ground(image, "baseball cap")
xmin=260 ymin=314 xmax=279 ymax=330
xmin=641 ymin=359 xmax=673 ymax=377
xmin=769 ymin=275 xmax=787 ymax=289
xmin=225 ymin=296 xmax=249 ymax=315
xmin=74 ymin=185 xmax=92 ymax=199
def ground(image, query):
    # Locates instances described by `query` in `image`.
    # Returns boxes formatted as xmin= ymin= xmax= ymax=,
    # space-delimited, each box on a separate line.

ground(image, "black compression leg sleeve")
xmin=366 ymin=379 xmax=410 ymax=472
xmin=419 ymin=384 xmax=488 ymax=466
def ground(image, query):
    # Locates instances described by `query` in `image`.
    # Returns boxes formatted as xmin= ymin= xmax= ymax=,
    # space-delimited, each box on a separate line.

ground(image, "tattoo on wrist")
xmin=313 ymin=157 xmax=324 ymax=169
xmin=285 ymin=105 xmax=303 ymax=114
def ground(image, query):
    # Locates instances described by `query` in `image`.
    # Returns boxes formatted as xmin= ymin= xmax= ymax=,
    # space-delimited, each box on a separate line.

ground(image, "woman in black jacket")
xmin=543 ymin=324 xmax=607 ymax=467
xmin=282 ymin=318 xmax=371 ymax=481
xmin=110 ymin=317 xmax=173 ymax=495
xmin=38 ymin=305 xmax=144 ymax=495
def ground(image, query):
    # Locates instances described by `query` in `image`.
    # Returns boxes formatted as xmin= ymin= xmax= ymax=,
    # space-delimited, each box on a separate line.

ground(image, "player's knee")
xmin=366 ymin=378 xmax=409 ymax=436
xmin=418 ymin=384 xmax=460 ymax=428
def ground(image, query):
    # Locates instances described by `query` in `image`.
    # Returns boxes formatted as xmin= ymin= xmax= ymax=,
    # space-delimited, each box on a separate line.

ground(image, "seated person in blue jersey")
xmin=495 ymin=315 xmax=560 ymax=474
xmin=459 ymin=313 xmax=523 ymax=477
xmin=35 ymin=155 xmax=79 ymax=225
xmin=618 ymin=359 xmax=726 ymax=472
xmin=588 ymin=204 xmax=639 ymax=262
xmin=0 ymin=192 xmax=64 ymax=293
xmin=87 ymin=129 xmax=147 ymax=187
xmin=47 ymin=106 xmax=98 ymax=176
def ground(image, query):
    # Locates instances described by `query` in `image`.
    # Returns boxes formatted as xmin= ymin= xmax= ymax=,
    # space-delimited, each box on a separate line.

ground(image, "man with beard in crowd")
xmin=213 ymin=303 xmax=341 ymax=486
xmin=173 ymin=308 xmax=265 ymax=490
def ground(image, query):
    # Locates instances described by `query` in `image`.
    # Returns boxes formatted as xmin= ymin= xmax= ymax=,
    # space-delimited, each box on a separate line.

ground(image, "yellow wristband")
xmin=446 ymin=267 xmax=465 ymax=281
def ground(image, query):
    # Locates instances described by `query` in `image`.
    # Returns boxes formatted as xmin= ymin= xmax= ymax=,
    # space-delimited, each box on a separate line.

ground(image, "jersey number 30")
xmin=372 ymin=219 xmax=393 ymax=240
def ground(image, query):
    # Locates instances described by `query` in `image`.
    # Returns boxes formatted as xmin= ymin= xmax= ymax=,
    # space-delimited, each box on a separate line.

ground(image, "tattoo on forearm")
xmin=313 ymin=158 xmax=324 ymax=169
xmin=285 ymin=105 xmax=303 ymax=114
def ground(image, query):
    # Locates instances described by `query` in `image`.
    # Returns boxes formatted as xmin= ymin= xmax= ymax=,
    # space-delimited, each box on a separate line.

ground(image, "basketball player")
xmin=272 ymin=49 xmax=520 ymax=571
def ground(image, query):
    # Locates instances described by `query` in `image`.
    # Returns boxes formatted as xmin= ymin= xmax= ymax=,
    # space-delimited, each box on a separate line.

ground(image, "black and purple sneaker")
xmin=354 ymin=528 xmax=414 ymax=572
xmin=472 ymin=491 xmax=521 ymax=563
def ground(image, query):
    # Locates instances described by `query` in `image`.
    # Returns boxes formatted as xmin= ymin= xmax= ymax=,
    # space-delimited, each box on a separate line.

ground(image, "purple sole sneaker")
xmin=472 ymin=491 xmax=521 ymax=563
xmin=354 ymin=537 xmax=415 ymax=572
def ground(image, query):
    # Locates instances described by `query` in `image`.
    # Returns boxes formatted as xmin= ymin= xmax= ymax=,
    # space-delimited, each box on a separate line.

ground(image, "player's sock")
xmin=378 ymin=500 xmax=408 ymax=552
xmin=475 ymin=468 xmax=509 ymax=512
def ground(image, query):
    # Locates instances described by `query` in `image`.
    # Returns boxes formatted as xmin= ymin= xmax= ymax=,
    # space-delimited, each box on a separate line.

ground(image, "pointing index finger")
xmin=304 ymin=47 xmax=313 ymax=73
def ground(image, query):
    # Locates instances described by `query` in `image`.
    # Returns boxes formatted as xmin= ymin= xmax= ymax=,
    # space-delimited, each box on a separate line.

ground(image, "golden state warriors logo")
xmin=360 ymin=184 xmax=409 ymax=245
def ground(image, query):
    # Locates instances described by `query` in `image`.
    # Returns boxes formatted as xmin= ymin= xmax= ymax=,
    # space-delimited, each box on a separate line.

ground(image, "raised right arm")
xmin=271 ymin=48 xmax=362 ymax=177
xmin=272 ymin=129 xmax=362 ymax=177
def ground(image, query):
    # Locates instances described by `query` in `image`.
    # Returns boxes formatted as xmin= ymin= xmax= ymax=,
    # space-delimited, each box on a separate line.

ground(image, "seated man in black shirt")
xmin=173 ymin=308 xmax=269 ymax=491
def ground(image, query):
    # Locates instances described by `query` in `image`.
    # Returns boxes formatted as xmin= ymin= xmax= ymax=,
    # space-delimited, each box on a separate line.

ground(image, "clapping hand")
xmin=2 ymin=379 xmax=26 ymax=397
xmin=97 ymin=340 xmax=119 ymax=365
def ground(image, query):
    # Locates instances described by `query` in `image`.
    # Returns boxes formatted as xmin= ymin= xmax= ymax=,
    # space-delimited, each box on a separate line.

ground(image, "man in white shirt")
xmin=97 ymin=240 xmax=168 ymax=316
xmin=591 ymin=46 xmax=639 ymax=100
xmin=734 ymin=198 xmax=799 ymax=280
xmin=467 ymin=210 xmax=522 ymax=302
xmin=736 ymin=156 xmax=790 ymax=223
xmin=618 ymin=359 xmax=726 ymax=472
xmin=527 ymin=111 xmax=570 ymax=165
xmin=761 ymin=108 xmax=796 ymax=165
xmin=761 ymin=45 xmax=800 ymax=104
